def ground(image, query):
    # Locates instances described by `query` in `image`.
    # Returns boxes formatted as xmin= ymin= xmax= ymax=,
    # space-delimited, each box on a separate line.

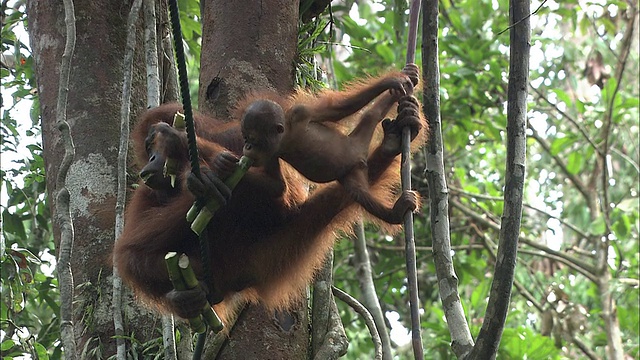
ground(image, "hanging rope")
xmin=167 ymin=0 xmax=200 ymax=179
xmin=402 ymin=1 xmax=424 ymax=359
xmin=167 ymin=1 xmax=210 ymax=359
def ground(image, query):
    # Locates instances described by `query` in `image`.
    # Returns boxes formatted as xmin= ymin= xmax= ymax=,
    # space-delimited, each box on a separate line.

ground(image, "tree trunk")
xmin=198 ymin=1 xmax=310 ymax=358
xmin=27 ymin=0 xmax=161 ymax=356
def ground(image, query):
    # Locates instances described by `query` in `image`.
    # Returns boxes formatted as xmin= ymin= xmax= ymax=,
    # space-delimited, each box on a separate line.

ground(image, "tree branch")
xmin=403 ymin=2 xmax=424 ymax=358
xmin=468 ymin=0 xmax=529 ymax=356
xmin=352 ymin=221 xmax=393 ymax=360
xmin=332 ymin=286 xmax=382 ymax=360
xmin=529 ymin=85 xmax=603 ymax=156
xmin=451 ymin=199 xmax=598 ymax=278
xmin=450 ymin=185 xmax=592 ymax=241
xmin=112 ymin=1 xmax=142 ymax=359
xmin=422 ymin=0 xmax=474 ymax=358
xmin=527 ymin=124 xmax=593 ymax=203
xmin=596 ymin=2 xmax=637 ymax=359
xmin=140 ymin=0 xmax=178 ymax=357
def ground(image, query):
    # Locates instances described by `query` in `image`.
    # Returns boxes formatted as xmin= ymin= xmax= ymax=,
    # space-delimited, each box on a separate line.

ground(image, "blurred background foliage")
xmin=2 ymin=0 xmax=638 ymax=358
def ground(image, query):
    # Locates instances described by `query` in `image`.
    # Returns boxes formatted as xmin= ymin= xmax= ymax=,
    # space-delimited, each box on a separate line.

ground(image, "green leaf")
xmin=552 ymin=88 xmax=572 ymax=107
xmin=1 ymin=339 xmax=16 ymax=351
xmin=566 ymin=151 xmax=583 ymax=175
xmin=374 ymin=43 xmax=394 ymax=64
xmin=616 ymin=198 xmax=638 ymax=213
xmin=2 ymin=210 xmax=26 ymax=240
xmin=549 ymin=136 xmax=573 ymax=156
xmin=34 ymin=342 xmax=49 ymax=359
xmin=589 ymin=217 xmax=606 ymax=234
xmin=613 ymin=214 xmax=631 ymax=239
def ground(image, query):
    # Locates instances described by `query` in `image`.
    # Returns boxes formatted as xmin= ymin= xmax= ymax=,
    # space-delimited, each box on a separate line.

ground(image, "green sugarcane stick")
xmin=172 ymin=111 xmax=186 ymax=130
xmin=178 ymin=254 xmax=224 ymax=333
xmin=163 ymin=158 xmax=178 ymax=188
xmin=189 ymin=156 xmax=254 ymax=235
xmin=162 ymin=112 xmax=187 ymax=188
xmin=164 ymin=252 xmax=206 ymax=333
xmin=185 ymin=202 xmax=202 ymax=223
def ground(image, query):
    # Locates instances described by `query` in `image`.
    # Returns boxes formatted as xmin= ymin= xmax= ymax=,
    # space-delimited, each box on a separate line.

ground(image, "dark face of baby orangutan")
xmin=240 ymin=99 xmax=285 ymax=168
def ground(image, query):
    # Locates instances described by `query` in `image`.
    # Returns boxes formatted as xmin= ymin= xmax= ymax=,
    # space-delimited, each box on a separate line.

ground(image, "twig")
xmin=56 ymin=0 xmax=78 ymax=358
xmin=112 ymin=1 xmax=142 ymax=359
xmin=450 ymin=185 xmax=592 ymax=241
xmin=332 ymin=286 xmax=382 ymax=360
xmin=528 ymin=125 xmax=594 ymax=204
xmin=571 ymin=335 xmax=600 ymax=360
xmin=451 ymin=199 xmax=597 ymax=278
xmin=496 ymin=0 xmax=546 ymax=36
xmin=529 ymin=85 xmax=603 ymax=156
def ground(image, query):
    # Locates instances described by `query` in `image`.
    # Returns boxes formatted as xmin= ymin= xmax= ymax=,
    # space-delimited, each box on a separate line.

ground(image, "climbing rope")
xmin=167 ymin=1 xmax=210 ymax=359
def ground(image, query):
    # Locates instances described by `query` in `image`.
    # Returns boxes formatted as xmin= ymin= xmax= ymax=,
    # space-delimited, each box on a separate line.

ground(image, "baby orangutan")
xmin=239 ymin=64 xmax=423 ymax=224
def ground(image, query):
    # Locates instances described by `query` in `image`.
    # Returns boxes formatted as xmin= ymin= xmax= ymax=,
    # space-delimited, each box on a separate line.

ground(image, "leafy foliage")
xmin=1 ymin=3 xmax=60 ymax=358
xmin=326 ymin=0 xmax=638 ymax=359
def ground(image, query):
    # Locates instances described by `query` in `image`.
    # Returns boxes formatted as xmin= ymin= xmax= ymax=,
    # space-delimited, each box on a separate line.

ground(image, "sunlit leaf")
xmin=566 ymin=151 xmax=584 ymax=175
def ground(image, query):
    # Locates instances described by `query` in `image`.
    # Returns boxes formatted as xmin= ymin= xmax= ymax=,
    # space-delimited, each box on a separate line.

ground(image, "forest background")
xmin=1 ymin=0 xmax=638 ymax=359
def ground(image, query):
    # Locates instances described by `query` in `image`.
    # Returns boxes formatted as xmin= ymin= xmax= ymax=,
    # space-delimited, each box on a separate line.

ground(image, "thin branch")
xmin=517 ymin=248 xmax=598 ymax=283
xmin=587 ymin=15 xmax=620 ymax=62
xmin=56 ymin=0 xmax=78 ymax=358
xmin=496 ymin=0 xmax=546 ymax=36
xmin=112 ymin=1 xmax=142 ymax=359
xmin=451 ymin=199 xmax=597 ymax=278
xmin=450 ymin=185 xmax=592 ymax=241
xmin=571 ymin=335 xmax=600 ymax=360
xmin=332 ymin=286 xmax=382 ymax=360
xmin=402 ymin=1 xmax=424 ymax=359
xmin=596 ymin=2 xmax=637 ymax=359
xmin=480 ymin=233 xmax=544 ymax=313
xmin=422 ymin=0 xmax=474 ymax=357
xmin=611 ymin=147 xmax=640 ymax=174
xmin=529 ymin=85 xmax=603 ymax=156
xmin=352 ymin=221 xmax=393 ymax=360
xmin=368 ymin=243 xmax=486 ymax=254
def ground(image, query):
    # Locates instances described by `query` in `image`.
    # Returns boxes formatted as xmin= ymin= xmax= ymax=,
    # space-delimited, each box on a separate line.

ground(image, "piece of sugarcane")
xmin=188 ymin=156 xmax=254 ymax=235
xmin=172 ymin=111 xmax=186 ymax=130
xmin=164 ymin=252 xmax=206 ymax=333
xmin=178 ymin=254 xmax=224 ymax=333
xmin=163 ymin=112 xmax=187 ymax=188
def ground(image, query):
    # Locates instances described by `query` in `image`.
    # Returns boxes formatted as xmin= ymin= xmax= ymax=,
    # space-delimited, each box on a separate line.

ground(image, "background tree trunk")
xmin=27 ymin=0 xmax=162 ymax=355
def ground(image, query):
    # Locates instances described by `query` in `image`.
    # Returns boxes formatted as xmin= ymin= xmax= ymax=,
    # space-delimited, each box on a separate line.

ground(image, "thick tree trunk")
xmin=198 ymin=0 xmax=310 ymax=358
xmin=199 ymin=0 xmax=298 ymax=117
xmin=27 ymin=0 xmax=160 ymax=356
